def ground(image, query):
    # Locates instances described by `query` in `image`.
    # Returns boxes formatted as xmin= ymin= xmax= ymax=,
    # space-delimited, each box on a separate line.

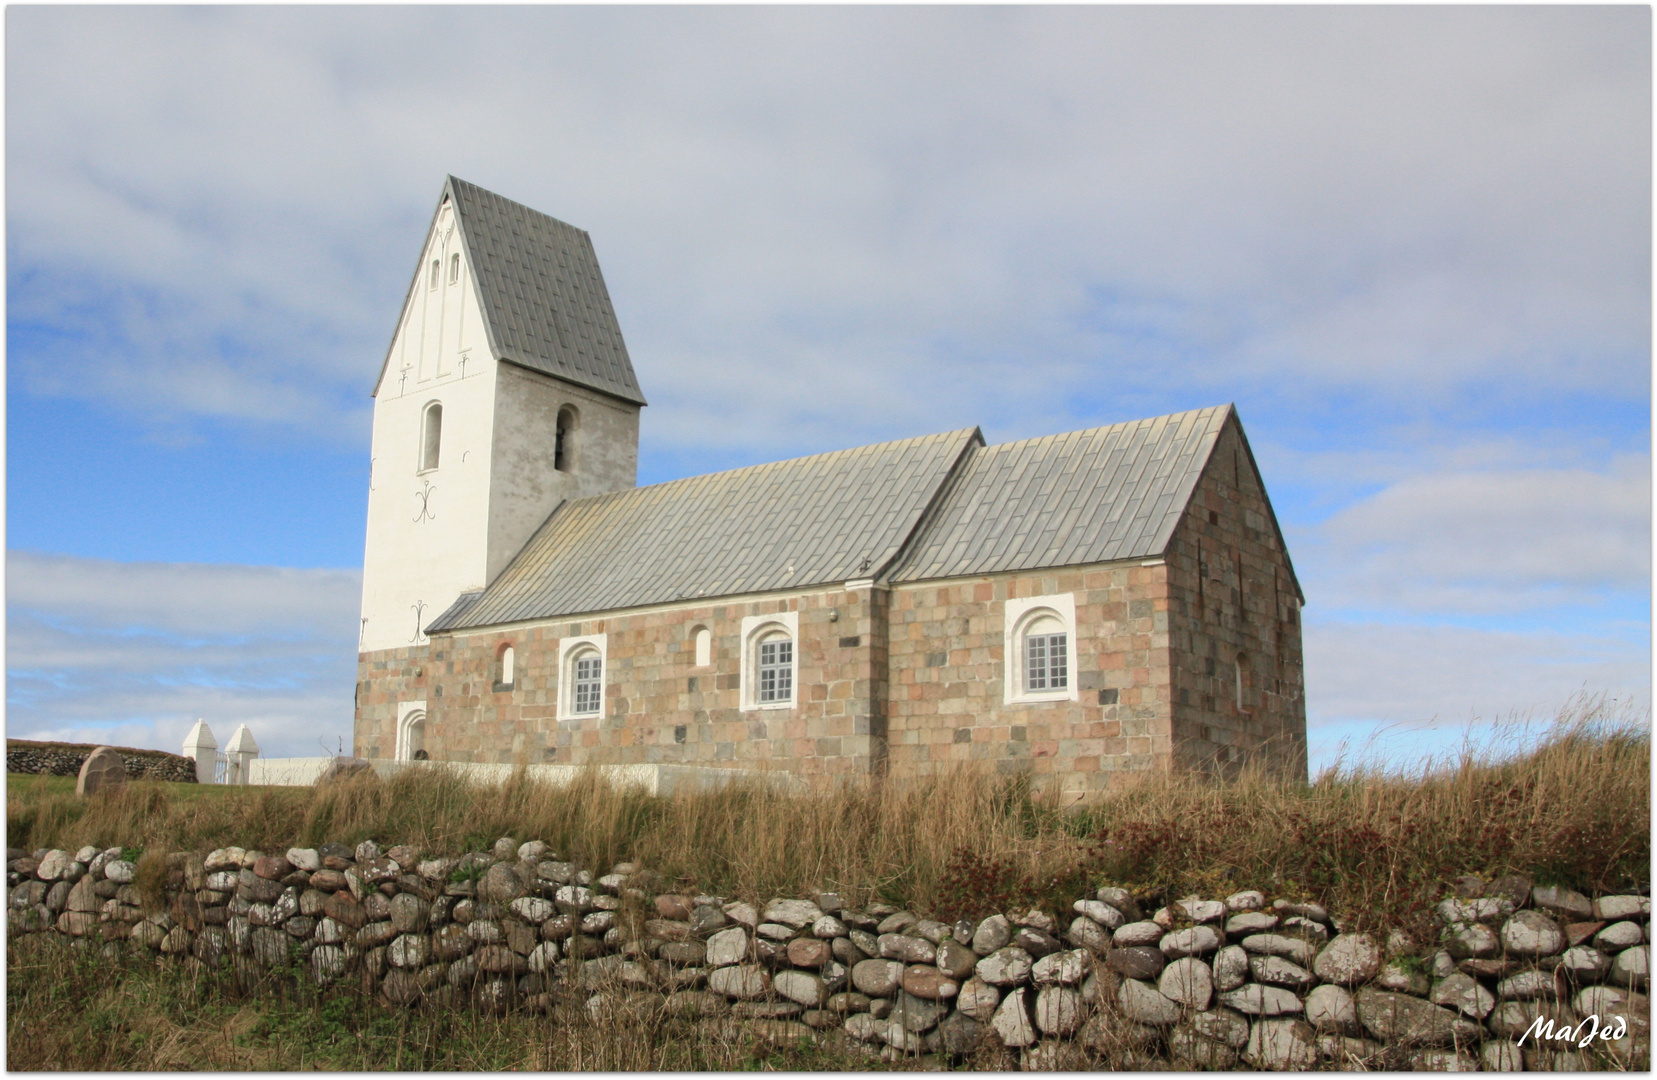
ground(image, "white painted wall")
xmin=359 ymin=199 xmax=500 ymax=653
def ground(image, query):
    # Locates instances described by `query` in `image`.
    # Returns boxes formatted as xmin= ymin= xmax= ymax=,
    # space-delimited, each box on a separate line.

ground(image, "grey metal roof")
xmin=887 ymin=406 xmax=1232 ymax=582
xmin=427 ymin=428 xmax=981 ymax=631
xmin=375 ymin=177 xmax=646 ymax=406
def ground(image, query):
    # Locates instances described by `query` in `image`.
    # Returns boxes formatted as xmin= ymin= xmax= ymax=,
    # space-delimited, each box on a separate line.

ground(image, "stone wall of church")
xmin=394 ymin=585 xmax=886 ymax=779
xmin=1162 ymin=418 xmax=1307 ymax=782
xmin=882 ymin=563 xmax=1172 ymax=799
xmin=355 ymin=645 xmax=433 ymax=760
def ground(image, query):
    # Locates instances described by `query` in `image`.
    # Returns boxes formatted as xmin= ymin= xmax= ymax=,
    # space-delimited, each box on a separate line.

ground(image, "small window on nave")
xmin=449 ymin=253 xmax=460 ymax=285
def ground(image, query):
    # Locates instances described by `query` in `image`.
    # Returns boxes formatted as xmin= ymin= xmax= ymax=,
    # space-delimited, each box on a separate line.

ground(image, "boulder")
xmin=900 ymin=965 xmax=957 ymax=1000
xmin=1107 ymin=945 xmax=1165 ymax=980
xmin=1245 ymin=1018 xmax=1319 ymax=1069
xmin=1354 ymin=987 xmax=1481 ymax=1045
xmin=971 ymin=914 xmax=1011 ymax=956
xmin=1595 ymin=895 xmax=1651 ymax=922
xmin=1219 ymin=983 xmax=1302 ymax=1016
xmin=1432 ymin=972 xmax=1496 ymax=1019
xmin=1313 ymin=932 xmax=1382 ymax=985
xmin=1030 ymin=948 xmax=1088 ymax=986
xmin=1158 ymin=956 xmax=1213 ymax=1010
xmin=1118 ymin=977 xmax=1182 ymax=1026
xmin=1305 ymin=983 xmax=1357 ymax=1030
xmin=1212 ymin=944 xmax=1249 ymax=991
xmin=76 ymin=747 xmax=128 ymax=797
xmin=1611 ymin=944 xmax=1650 ymax=989
xmin=1034 ymin=985 xmax=1082 ymax=1036
xmin=1113 ymin=920 xmax=1165 ymax=947
xmin=1531 ymin=885 xmax=1594 ymax=921
xmin=956 ymin=976 xmax=1001 ymax=1021
xmin=975 ymin=946 xmax=1033 ymax=987
xmin=1501 ymin=911 xmax=1565 ymax=957
xmin=773 ymin=970 xmax=825 ymax=1008
xmin=1250 ymin=954 xmax=1315 ymax=988
xmin=989 ymin=986 xmax=1036 ymax=1047
xmin=851 ymin=958 xmax=904 ymax=997
xmin=1160 ymin=925 xmax=1223 ymax=958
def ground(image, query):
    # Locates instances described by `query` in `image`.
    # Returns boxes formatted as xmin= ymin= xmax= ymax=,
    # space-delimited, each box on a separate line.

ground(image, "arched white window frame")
xmin=692 ymin=626 xmax=713 ymax=668
xmin=557 ymin=634 xmax=607 ymax=721
xmin=1003 ymin=593 xmax=1080 ymax=706
xmin=448 ymin=252 xmax=461 ymax=285
xmin=395 ymin=700 xmax=428 ymax=761
xmin=740 ymin=611 xmax=798 ymax=711
xmin=419 ymin=401 xmax=443 ymax=473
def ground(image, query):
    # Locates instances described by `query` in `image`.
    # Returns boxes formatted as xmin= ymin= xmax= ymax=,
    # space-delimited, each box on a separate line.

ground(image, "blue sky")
xmin=6 ymin=6 xmax=1650 ymax=764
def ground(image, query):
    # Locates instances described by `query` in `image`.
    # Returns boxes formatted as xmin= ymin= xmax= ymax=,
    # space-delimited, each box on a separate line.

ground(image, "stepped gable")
xmin=373 ymin=175 xmax=646 ymax=405
xmin=426 ymin=428 xmax=982 ymax=631
xmin=890 ymin=404 xmax=1298 ymax=594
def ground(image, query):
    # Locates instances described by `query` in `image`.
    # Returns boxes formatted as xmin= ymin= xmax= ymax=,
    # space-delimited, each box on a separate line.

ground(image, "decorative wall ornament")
xmin=410 ymin=601 xmax=428 ymax=644
xmin=413 ymin=480 xmax=437 ymax=523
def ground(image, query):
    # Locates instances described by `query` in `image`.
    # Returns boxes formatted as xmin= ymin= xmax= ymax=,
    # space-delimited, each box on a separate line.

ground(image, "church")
xmin=354 ymin=177 xmax=1307 ymax=797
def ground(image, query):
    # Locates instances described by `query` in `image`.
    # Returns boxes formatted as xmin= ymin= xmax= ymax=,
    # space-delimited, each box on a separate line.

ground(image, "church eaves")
xmin=374 ymin=177 xmax=647 ymax=406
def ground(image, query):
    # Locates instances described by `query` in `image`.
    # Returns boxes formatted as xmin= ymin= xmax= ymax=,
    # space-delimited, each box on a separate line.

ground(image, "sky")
xmin=6 ymin=6 xmax=1650 ymax=767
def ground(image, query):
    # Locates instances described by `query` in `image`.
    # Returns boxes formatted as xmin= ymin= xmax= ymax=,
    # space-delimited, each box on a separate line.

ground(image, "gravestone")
xmin=76 ymin=747 xmax=128 ymax=797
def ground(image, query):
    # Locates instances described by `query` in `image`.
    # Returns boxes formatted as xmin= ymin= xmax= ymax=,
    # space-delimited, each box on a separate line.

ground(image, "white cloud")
xmin=5 ymin=552 xmax=360 ymax=759
xmin=6 ymin=6 xmax=1647 ymax=455
xmin=1304 ymin=620 xmax=1649 ymax=733
xmin=1300 ymin=456 xmax=1650 ymax=613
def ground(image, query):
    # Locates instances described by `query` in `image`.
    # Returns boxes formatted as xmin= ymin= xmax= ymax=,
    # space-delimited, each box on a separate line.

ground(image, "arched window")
xmin=555 ymin=405 xmax=578 ymax=472
xmin=495 ymin=644 xmax=516 ymax=691
xmin=1236 ymin=652 xmax=1252 ymax=713
xmin=571 ymin=649 xmax=602 ymax=714
xmin=429 ymin=259 xmax=440 ymax=290
xmin=739 ymin=612 xmax=798 ymax=710
xmin=693 ymin=627 xmax=712 ymax=668
xmin=448 ymin=253 xmax=460 ymax=284
xmin=420 ymin=403 xmax=442 ymax=472
xmin=1023 ymin=614 xmax=1068 ymax=693
xmin=757 ymin=632 xmax=793 ymax=703
xmin=556 ymin=634 xmax=607 ymax=721
xmin=1003 ymin=594 xmax=1080 ymax=705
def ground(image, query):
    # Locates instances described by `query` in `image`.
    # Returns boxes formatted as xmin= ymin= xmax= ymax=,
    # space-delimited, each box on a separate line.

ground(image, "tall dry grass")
xmin=8 ymin=697 xmax=1648 ymax=938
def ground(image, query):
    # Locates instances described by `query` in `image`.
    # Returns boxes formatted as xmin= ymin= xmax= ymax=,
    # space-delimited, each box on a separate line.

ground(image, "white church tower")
xmin=357 ymin=177 xmax=645 ymax=656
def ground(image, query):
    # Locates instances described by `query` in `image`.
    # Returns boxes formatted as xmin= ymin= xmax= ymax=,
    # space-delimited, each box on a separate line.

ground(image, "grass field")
xmin=6 ymin=698 xmax=1649 ymax=1070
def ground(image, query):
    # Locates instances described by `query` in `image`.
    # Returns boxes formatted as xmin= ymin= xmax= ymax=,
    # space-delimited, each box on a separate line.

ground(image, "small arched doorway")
xmin=396 ymin=702 xmax=428 ymax=761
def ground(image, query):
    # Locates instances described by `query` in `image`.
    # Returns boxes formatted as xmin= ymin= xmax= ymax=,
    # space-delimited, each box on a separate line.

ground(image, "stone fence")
xmin=5 ymin=740 xmax=197 ymax=784
xmin=6 ymin=840 xmax=1649 ymax=1070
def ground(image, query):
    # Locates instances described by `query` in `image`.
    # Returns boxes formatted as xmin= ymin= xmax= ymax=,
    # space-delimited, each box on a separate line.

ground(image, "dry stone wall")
xmin=6 ymin=740 xmax=197 ymax=783
xmin=7 ymin=842 xmax=1648 ymax=1070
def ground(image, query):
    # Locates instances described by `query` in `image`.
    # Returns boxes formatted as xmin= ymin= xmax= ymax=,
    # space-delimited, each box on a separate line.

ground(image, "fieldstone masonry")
xmin=8 ymin=841 xmax=1647 ymax=1070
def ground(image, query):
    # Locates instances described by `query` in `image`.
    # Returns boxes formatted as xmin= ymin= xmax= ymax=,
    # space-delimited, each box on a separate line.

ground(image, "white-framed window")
xmin=429 ymin=259 xmax=440 ymax=290
xmin=740 ymin=611 xmax=798 ymax=711
xmin=692 ymin=626 xmax=713 ymax=668
xmin=419 ymin=402 xmax=443 ymax=472
xmin=495 ymin=644 xmax=516 ymax=690
xmin=448 ymin=253 xmax=461 ymax=284
xmin=1003 ymin=593 xmax=1080 ymax=705
xmin=396 ymin=700 xmax=428 ymax=761
xmin=557 ymin=634 xmax=607 ymax=721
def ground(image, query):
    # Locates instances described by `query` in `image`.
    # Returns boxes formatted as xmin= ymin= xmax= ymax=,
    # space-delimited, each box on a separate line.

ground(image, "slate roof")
xmin=426 ymin=428 xmax=982 ymax=631
xmin=375 ymin=177 xmax=646 ymax=406
xmin=888 ymin=405 xmax=1233 ymax=582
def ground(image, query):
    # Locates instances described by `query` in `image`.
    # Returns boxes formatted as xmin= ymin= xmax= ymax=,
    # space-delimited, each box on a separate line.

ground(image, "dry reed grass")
xmin=8 ymin=696 xmax=1648 ymax=938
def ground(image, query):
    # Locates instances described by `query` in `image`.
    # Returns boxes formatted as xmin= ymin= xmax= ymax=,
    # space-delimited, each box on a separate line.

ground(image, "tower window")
xmin=693 ymin=627 xmax=712 ymax=668
xmin=429 ymin=259 xmax=440 ymax=290
xmin=555 ymin=405 xmax=578 ymax=472
xmin=449 ymin=253 xmax=460 ymax=284
xmin=420 ymin=402 xmax=442 ymax=472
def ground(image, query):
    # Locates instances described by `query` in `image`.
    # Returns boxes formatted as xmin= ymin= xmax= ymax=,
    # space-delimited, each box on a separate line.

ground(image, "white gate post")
xmin=183 ymin=720 xmax=218 ymax=783
xmin=225 ymin=724 xmax=261 ymax=785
